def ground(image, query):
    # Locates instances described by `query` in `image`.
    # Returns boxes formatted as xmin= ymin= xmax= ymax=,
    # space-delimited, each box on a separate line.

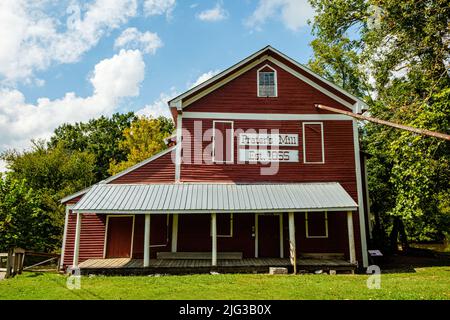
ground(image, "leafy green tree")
xmin=2 ymin=141 xmax=96 ymax=199
xmin=49 ymin=112 xmax=136 ymax=181
xmin=1 ymin=142 xmax=96 ymax=252
xmin=0 ymin=173 xmax=57 ymax=252
xmin=109 ymin=116 xmax=174 ymax=175
xmin=308 ymin=0 xmax=450 ymax=247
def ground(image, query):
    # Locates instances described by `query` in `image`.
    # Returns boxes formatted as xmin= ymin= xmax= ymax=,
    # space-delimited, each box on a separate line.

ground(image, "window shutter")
xmin=303 ymin=123 xmax=324 ymax=163
xmin=213 ymin=121 xmax=233 ymax=163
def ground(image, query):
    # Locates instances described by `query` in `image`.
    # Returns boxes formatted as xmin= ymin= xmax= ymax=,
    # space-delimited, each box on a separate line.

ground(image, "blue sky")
xmin=0 ymin=0 xmax=316 ymax=165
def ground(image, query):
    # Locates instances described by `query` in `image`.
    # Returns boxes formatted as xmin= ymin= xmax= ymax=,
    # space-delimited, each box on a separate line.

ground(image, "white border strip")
xmin=72 ymin=207 xmax=358 ymax=214
xmin=60 ymin=204 xmax=74 ymax=268
xmin=352 ymin=117 xmax=369 ymax=267
xmin=183 ymin=112 xmax=351 ymax=121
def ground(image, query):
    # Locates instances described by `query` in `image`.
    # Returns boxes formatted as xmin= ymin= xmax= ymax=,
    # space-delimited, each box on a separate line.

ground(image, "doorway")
xmin=256 ymin=214 xmax=283 ymax=258
xmin=105 ymin=216 xmax=135 ymax=258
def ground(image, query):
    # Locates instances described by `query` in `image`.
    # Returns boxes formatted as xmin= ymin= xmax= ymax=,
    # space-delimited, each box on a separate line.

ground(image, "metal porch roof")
xmin=72 ymin=182 xmax=357 ymax=214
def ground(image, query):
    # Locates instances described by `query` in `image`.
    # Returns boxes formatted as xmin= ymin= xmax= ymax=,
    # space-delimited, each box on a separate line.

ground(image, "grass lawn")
xmin=0 ymin=266 xmax=449 ymax=300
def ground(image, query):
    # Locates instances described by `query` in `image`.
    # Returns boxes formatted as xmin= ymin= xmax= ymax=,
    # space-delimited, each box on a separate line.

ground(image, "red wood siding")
xmin=109 ymin=149 xmax=175 ymax=184
xmin=184 ymin=61 xmax=351 ymax=114
xmin=63 ymin=213 xmax=106 ymax=266
xmin=181 ymin=119 xmax=357 ymax=200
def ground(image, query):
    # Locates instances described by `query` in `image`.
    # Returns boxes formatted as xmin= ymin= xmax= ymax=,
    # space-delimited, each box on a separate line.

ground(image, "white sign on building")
xmin=239 ymin=149 xmax=299 ymax=163
xmin=238 ymin=133 xmax=299 ymax=146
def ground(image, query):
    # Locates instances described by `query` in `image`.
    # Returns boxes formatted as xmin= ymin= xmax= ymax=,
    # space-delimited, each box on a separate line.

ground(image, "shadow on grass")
xmin=375 ymin=250 xmax=450 ymax=274
xmin=24 ymin=272 xmax=45 ymax=278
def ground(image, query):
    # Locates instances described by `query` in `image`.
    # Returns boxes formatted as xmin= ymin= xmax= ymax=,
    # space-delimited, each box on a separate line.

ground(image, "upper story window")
xmin=257 ymin=65 xmax=277 ymax=97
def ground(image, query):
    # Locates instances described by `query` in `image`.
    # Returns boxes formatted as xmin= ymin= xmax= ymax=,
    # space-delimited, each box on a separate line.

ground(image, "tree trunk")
xmin=389 ymin=217 xmax=399 ymax=253
xmin=398 ymin=218 xmax=409 ymax=251
xmin=389 ymin=217 xmax=409 ymax=253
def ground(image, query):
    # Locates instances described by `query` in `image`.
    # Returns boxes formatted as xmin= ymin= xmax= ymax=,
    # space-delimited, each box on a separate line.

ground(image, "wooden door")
xmin=258 ymin=214 xmax=280 ymax=258
xmin=106 ymin=216 xmax=134 ymax=258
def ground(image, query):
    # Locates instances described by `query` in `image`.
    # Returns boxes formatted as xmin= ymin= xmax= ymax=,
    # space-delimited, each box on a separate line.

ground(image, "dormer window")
xmin=257 ymin=65 xmax=277 ymax=97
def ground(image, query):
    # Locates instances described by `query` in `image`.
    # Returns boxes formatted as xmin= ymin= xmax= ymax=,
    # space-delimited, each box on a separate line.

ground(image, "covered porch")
xmin=69 ymin=183 xmax=359 ymax=273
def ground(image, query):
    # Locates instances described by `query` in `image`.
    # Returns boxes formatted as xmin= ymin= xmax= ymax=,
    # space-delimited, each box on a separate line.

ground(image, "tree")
xmin=49 ymin=112 xmax=136 ymax=181
xmin=1 ymin=142 xmax=96 ymax=252
xmin=2 ymin=141 xmax=96 ymax=199
xmin=0 ymin=173 xmax=57 ymax=252
xmin=308 ymin=0 xmax=450 ymax=247
xmin=108 ymin=116 xmax=174 ymax=175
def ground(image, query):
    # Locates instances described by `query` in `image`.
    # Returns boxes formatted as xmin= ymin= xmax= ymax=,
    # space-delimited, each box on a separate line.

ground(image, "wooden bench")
xmin=157 ymin=252 xmax=243 ymax=260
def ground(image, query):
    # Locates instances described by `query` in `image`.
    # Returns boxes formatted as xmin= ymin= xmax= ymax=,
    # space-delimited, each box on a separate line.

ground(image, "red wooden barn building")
xmin=61 ymin=46 xmax=371 ymax=273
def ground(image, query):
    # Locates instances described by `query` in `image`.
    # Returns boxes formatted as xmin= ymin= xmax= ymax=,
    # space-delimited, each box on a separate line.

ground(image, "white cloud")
xmin=246 ymin=0 xmax=314 ymax=31
xmin=0 ymin=0 xmax=138 ymax=84
xmin=143 ymin=0 xmax=176 ymax=17
xmin=196 ymin=3 xmax=228 ymax=22
xmin=91 ymin=49 xmax=145 ymax=98
xmin=0 ymin=49 xmax=145 ymax=151
xmin=136 ymin=89 xmax=178 ymax=118
xmin=189 ymin=70 xmax=221 ymax=88
xmin=136 ymin=70 xmax=221 ymax=118
xmin=115 ymin=28 xmax=163 ymax=54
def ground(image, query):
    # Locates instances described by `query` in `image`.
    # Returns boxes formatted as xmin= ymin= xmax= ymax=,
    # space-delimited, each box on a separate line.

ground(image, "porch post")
xmin=347 ymin=211 xmax=356 ymax=264
xmin=211 ymin=213 xmax=217 ymax=266
xmin=60 ymin=204 xmax=72 ymax=269
xmin=254 ymin=214 xmax=258 ymax=258
xmin=288 ymin=212 xmax=297 ymax=274
xmin=144 ymin=214 xmax=151 ymax=267
xmin=72 ymin=212 xmax=82 ymax=267
xmin=279 ymin=214 xmax=284 ymax=258
xmin=171 ymin=214 xmax=178 ymax=252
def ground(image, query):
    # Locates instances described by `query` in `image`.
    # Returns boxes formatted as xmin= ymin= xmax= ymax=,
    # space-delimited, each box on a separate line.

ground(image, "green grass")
xmin=0 ymin=267 xmax=449 ymax=300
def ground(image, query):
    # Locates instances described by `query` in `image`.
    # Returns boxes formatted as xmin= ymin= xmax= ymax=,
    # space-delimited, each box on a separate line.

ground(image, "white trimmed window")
xmin=211 ymin=213 xmax=233 ymax=237
xmin=305 ymin=212 xmax=328 ymax=238
xmin=257 ymin=65 xmax=277 ymax=97
xmin=213 ymin=120 xmax=234 ymax=163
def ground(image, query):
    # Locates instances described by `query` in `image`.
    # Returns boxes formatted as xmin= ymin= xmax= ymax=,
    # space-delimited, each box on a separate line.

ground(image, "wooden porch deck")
xmin=77 ymin=258 xmax=356 ymax=275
